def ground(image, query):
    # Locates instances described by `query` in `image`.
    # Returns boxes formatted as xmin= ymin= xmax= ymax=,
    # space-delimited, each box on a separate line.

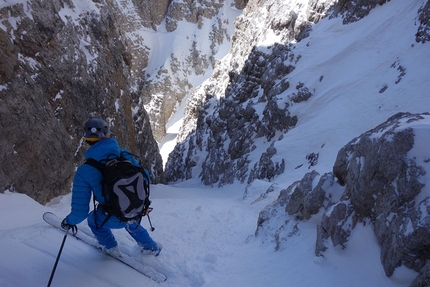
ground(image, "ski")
xmin=42 ymin=212 xmax=167 ymax=283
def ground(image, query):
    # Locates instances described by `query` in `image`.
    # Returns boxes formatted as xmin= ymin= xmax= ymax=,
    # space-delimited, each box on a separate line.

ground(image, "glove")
xmin=61 ymin=218 xmax=78 ymax=234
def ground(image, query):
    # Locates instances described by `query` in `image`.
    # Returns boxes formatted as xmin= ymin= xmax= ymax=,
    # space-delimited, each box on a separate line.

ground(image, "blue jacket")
xmin=65 ymin=137 xmax=140 ymax=225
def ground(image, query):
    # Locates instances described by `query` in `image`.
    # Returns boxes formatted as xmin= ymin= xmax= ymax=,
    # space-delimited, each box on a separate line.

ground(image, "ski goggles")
xmin=83 ymin=137 xmax=101 ymax=142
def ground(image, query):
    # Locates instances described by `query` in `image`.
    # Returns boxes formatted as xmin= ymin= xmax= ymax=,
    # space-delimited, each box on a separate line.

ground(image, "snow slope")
xmin=261 ymin=0 xmax=430 ymax=182
xmin=0 ymin=177 xmax=419 ymax=287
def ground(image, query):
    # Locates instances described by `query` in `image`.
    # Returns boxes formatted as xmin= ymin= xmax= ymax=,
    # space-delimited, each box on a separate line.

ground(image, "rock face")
xmin=330 ymin=0 xmax=391 ymax=24
xmin=164 ymin=0 xmax=430 ymax=189
xmin=165 ymin=0 xmax=225 ymax=32
xmin=255 ymin=112 xmax=430 ymax=286
xmin=256 ymin=170 xmax=342 ymax=250
xmin=328 ymin=112 xmax=429 ymax=277
xmin=164 ymin=0 xmax=336 ymax=184
xmin=416 ymin=0 xmax=430 ymax=43
xmin=0 ymin=0 xmax=163 ymax=204
xmin=165 ymin=0 xmax=430 ymax=184
xmin=165 ymin=43 xmax=300 ymax=185
xmin=131 ymin=0 xmax=171 ymax=30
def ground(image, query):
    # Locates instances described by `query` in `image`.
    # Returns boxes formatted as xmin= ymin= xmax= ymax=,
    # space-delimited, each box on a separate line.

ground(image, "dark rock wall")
xmin=0 ymin=0 xmax=163 ymax=204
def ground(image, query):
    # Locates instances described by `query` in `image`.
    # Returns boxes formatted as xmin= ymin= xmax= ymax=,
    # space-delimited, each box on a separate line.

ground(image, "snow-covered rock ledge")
xmin=256 ymin=112 xmax=430 ymax=286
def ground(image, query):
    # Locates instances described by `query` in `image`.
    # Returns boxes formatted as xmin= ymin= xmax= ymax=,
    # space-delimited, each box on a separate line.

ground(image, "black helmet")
xmin=83 ymin=118 xmax=109 ymax=142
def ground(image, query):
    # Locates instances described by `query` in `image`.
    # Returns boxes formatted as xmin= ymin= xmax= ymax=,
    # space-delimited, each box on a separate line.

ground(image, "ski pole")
xmin=145 ymin=207 xmax=155 ymax=231
xmin=47 ymin=226 xmax=69 ymax=287
xmin=147 ymin=213 xmax=155 ymax=232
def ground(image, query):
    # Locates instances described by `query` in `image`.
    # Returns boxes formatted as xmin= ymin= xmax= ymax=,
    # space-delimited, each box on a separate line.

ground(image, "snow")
xmin=1 ymin=0 xmax=430 ymax=286
xmin=0 ymin=183 xmax=418 ymax=287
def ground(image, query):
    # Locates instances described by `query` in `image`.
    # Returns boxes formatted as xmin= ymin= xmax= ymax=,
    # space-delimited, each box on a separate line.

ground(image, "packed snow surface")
xmin=0 ymin=182 xmax=418 ymax=287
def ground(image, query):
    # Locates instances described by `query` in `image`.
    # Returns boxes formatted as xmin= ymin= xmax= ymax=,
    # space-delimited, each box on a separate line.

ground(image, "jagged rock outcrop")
xmin=329 ymin=0 xmax=390 ymax=24
xmin=256 ymin=171 xmax=342 ymax=250
xmin=416 ymin=0 xmax=430 ymax=43
xmin=410 ymin=261 xmax=430 ymax=287
xmin=234 ymin=0 xmax=248 ymax=10
xmin=256 ymin=112 xmax=430 ymax=286
xmin=165 ymin=43 xmax=301 ymax=184
xmin=0 ymin=0 xmax=163 ymax=204
xmin=130 ymin=0 xmax=171 ymax=30
xmin=164 ymin=0 xmax=336 ymax=184
xmin=325 ymin=112 xmax=429 ymax=277
xmin=165 ymin=0 xmax=225 ymax=32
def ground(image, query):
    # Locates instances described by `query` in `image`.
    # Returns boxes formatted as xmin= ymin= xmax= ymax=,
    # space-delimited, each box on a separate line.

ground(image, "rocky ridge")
xmin=165 ymin=0 xmax=430 ymax=187
xmin=165 ymin=0 xmax=430 ymax=184
xmin=255 ymin=113 xmax=430 ymax=285
xmin=167 ymin=0 xmax=401 ymax=183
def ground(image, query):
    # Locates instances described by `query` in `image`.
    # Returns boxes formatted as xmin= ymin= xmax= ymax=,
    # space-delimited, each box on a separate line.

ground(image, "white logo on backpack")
xmin=114 ymin=172 xmax=147 ymax=219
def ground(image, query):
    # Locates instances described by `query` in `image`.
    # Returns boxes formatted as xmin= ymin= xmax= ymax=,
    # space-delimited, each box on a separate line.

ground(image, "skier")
xmin=61 ymin=118 xmax=162 ymax=257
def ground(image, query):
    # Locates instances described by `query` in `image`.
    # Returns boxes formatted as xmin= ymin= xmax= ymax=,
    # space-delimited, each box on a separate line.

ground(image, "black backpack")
xmin=85 ymin=152 xmax=151 ymax=227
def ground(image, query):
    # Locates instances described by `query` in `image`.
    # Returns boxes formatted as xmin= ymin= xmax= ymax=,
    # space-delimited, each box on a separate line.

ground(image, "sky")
xmin=1 ymin=0 xmax=430 ymax=286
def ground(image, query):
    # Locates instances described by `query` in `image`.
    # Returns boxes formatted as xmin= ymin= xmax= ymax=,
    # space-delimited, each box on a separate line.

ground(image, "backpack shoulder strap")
xmin=84 ymin=158 xmax=105 ymax=173
xmin=119 ymin=151 xmax=141 ymax=165
xmin=120 ymin=150 xmax=139 ymax=159
xmin=84 ymin=158 xmax=109 ymax=228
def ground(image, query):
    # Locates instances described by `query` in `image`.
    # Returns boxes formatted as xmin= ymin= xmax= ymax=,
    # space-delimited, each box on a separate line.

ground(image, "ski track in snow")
xmin=0 ymin=182 xmax=419 ymax=287
xmin=0 ymin=184 xmax=267 ymax=287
